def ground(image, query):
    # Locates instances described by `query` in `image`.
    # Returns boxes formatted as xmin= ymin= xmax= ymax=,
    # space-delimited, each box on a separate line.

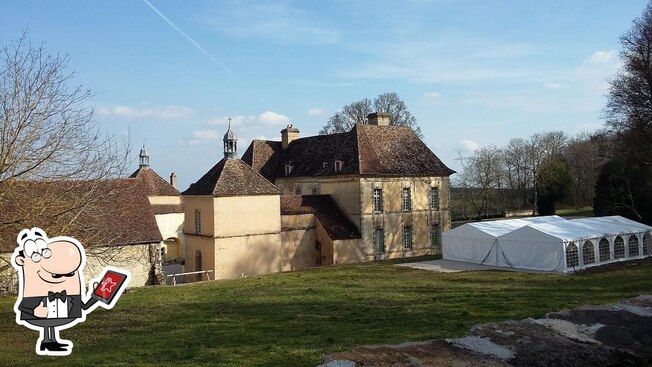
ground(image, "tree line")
xmin=452 ymin=131 xmax=602 ymax=220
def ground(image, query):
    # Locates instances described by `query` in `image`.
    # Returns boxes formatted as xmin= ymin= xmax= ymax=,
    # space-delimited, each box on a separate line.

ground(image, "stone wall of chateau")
xmin=358 ymin=176 xmax=450 ymax=261
xmin=212 ymin=232 xmax=283 ymax=279
xmin=156 ymin=212 xmax=184 ymax=259
xmin=84 ymin=243 xmax=158 ymax=287
xmin=213 ymin=195 xmax=281 ymax=237
xmin=280 ymin=214 xmax=321 ymax=271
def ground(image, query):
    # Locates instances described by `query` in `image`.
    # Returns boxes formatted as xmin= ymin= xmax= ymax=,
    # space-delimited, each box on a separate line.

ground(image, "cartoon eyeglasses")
xmin=22 ymin=238 xmax=52 ymax=262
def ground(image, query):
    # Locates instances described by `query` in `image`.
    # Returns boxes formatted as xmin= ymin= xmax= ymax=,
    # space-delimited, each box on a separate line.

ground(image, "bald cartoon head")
xmin=13 ymin=228 xmax=85 ymax=297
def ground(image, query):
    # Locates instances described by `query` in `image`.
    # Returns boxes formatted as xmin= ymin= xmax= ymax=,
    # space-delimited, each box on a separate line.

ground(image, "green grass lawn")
xmin=1 ymin=257 xmax=651 ymax=366
xmin=556 ymin=206 xmax=594 ymax=217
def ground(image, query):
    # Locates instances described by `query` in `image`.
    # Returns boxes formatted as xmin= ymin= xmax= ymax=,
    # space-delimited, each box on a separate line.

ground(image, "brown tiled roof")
xmin=280 ymin=195 xmax=361 ymax=240
xmin=0 ymin=179 xmax=163 ymax=252
xmin=244 ymin=124 xmax=455 ymax=179
xmin=241 ymin=140 xmax=282 ymax=182
xmin=129 ymin=167 xmax=180 ymax=196
xmin=151 ymin=204 xmax=184 ymax=215
xmin=182 ymin=158 xmax=281 ymax=197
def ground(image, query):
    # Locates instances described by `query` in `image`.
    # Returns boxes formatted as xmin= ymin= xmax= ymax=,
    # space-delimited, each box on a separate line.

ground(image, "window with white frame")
xmin=566 ymin=242 xmax=579 ymax=268
xmin=582 ymin=240 xmax=595 ymax=265
xmin=430 ymin=187 xmax=440 ymax=210
xmin=628 ymin=235 xmax=640 ymax=257
xmin=373 ymin=188 xmax=383 ymax=213
xmin=614 ymin=236 xmax=625 ymax=259
xmin=599 ymin=238 xmax=610 ymax=262
xmin=374 ymin=229 xmax=384 ymax=254
xmin=334 ymin=160 xmax=343 ymax=172
xmin=430 ymin=222 xmax=441 ymax=250
xmin=403 ymin=226 xmax=413 ymax=250
xmin=402 ymin=187 xmax=411 ymax=211
xmin=194 ymin=209 xmax=201 ymax=234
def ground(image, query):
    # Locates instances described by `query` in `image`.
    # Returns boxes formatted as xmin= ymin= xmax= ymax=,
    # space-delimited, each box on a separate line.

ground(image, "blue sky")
xmin=0 ymin=0 xmax=646 ymax=189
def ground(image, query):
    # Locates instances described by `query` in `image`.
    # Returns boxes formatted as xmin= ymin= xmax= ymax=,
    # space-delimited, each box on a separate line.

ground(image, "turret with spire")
xmin=139 ymin=144 xmax=150 ymax=168
xmin=223 ymin=117 xmax=237 ymax=158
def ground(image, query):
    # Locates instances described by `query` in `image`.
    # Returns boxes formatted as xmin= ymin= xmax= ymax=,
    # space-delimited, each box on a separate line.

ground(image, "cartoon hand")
xmin=34 ymin=304 xmax=48 ymax=318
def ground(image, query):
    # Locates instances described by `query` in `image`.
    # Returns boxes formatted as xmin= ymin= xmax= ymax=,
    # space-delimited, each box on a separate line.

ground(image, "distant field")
xmin=556 ymin=206 xmax=594 ymax=218
xmin=0 ymin=256 xmax=650 ymax=367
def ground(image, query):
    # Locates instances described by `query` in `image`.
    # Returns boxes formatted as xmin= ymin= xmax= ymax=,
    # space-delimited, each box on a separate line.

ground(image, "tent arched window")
xmin=582 ymin=240 xmax=595 ymax=265
xmin=644 ymin=232 xmax=651 ymax=256
xmin=566 ymin=242 xmax=579 ymax=268
xmin=598 ymin=238 xmax=610 ymax=262
xmin=628 ymin=235 xmax=640 ymax=257
xmin=614 ymin=236 xmax=625 ymax=259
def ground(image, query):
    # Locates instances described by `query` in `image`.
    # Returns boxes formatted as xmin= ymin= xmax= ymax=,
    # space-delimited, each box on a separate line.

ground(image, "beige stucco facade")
xmin=274 ymin=175 xmax=450 ymax=264
xmin=184 ymin=194 xmax=288 ymax=280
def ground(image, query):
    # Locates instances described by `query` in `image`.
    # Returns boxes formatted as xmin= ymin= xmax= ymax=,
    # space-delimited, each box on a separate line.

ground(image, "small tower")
xmin=223 ymin=118 xmax=237 ymax=159
xmin=139 ymin=144 xmax=150 ymax=168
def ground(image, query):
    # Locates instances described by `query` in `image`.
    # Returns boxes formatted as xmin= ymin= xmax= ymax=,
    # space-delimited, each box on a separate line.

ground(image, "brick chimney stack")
xmin=281 ymin=124 xmax=300 ymax=149
xmin=367 ymin=112 xmax=391 ymax=126
xmin=170 ymin=172 xmax=177 ymax=189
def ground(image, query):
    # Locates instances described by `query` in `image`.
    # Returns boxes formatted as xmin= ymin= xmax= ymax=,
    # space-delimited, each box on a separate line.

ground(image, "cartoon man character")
xmin=11 ymin=228 xmax=130 ymax=356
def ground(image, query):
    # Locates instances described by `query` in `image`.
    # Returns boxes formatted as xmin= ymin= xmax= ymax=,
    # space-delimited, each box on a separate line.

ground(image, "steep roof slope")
xmin=129 ymin=167 xmax=179 ymax=196
xmin=243 ymin=124 xmax=455 ymax=179
xmin=241 ymin=140 xmax=282 ymax=182
xmin=182 ymin=158 xmax=281 ymax=197
xmin=0 ymin=179 xmax=163 ymax=252
xmin=280 ymin=195 xmax=361 ymax=240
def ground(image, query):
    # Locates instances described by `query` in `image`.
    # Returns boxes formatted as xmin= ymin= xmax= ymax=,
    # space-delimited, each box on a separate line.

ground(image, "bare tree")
xmin=504 ymin=138 xmax=531 ymax=209
xmin=320 ymin=92 xmax=422 ymax=137
xmin=0 ymin=32 xmax=130 ymax=275
xmin=457 ymin=146 xmax=505 ymax=219
xmin=565 ymin=133 xmax=599 ymax=207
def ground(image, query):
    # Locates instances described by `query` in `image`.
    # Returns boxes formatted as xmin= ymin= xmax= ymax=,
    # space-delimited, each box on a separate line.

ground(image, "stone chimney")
xmin=281 ymin=124 xmax=300 ymax=149
xmin=170 ymin=172 xmax=177 ymax=189
xmin=367 ymin=112 xmax=391 ymax=126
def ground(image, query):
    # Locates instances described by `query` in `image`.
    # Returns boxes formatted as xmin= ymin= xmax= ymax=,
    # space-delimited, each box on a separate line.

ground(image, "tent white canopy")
xmin=442 ymin=216 xmax=567 ymax=265
xmin=443 ymin=215 xmax=652 ymax=273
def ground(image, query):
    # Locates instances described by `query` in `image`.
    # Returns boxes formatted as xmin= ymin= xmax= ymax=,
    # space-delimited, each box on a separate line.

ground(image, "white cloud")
xmin=584 ymin=50 xmax=617 ymax=66
xmin=209 ymin=115 xmax=257 ymax=127
xmin=459 ymin=139 xmax=480 ymax=153
xmin=259 ymin=111 xmax=290 ymax=125
xmin=424 ymin=92 xmax=442 ymax=101
xmin=209 ymin=111 xmax=290 ymax=127
xmin=542 ymin=82 xmax=570 ymax=90
xmin=306 ymin=108 xmax=325 ymax=116
xmin=98 ymin=105 xmax=194 ymax=120
xmin=191 ymin=129 xmax=221 ymax=141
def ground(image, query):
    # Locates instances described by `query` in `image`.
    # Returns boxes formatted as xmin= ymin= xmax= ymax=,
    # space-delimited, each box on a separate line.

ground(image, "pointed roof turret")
xmin=139 ymin=144 xmax=150 ymax=168
xmin=223 ymin=117 xmax=237 ymax=159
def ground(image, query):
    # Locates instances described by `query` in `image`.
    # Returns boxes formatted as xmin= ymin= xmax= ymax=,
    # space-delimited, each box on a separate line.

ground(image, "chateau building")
xmin=182 ymin=113 xmax=454 ymax=281
xmin=0 ymin=114 xmax=455 ymax=290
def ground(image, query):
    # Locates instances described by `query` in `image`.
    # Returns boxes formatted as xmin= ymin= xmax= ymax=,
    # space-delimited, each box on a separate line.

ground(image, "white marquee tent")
xmin=442 ymin=216 xmax=567 ymax=266
xmin=443 ymin=215 xmax=652 ymax=273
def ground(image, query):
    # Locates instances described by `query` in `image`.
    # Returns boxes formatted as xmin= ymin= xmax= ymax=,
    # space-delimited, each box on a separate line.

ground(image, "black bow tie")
xmin=48 ymin=290 xmax=67 ymax=302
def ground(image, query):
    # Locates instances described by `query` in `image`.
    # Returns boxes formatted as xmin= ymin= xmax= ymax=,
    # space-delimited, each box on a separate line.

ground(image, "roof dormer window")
xmin=285 ymin=164 xmax=293 ymax=175
xmin=334 ymin=160 xmax=343 ymax=172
